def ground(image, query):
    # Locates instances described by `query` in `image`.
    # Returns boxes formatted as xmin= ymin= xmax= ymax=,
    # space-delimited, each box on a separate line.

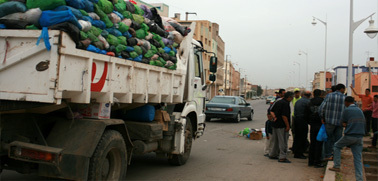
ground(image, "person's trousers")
xmin=293 ymin=118 xmax=309 ymax=156
xmin=308 ymin=124 xmax=323 ymax=165
xmin=324 ymin=123 xmax=343 ymax=158
xmin=333 ymin=136 xmax=363 ymax=181
xmin=364 ymin=110 xmax=372 ymax=134
xmin=372 ymin=131 xmax=378 ymax=147
xmin=269 ymin=127 xmax=288 ymax=160
xmin=372 ymin=118 xmax=378 ymax=135
xmin=264 ymin=133 xmax=274 ymax=155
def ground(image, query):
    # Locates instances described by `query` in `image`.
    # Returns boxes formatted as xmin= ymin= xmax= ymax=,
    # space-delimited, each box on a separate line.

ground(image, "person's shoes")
xmin=278 ymin=159 xmax=291 ymax=163
xmin=294 ymin=155 xmax=307 ymax=159
xmin=314 ymin=163 xmax=325 ymax=168
xmin=323 ymin=156 xmax=333 ymax=161
xmin=329 ymin=167 xmax=340 ymax=172
xmin=269 ymin=156 xmax=278 ymax=159
xmin=264 ymin=154 xmax=269 ymax=157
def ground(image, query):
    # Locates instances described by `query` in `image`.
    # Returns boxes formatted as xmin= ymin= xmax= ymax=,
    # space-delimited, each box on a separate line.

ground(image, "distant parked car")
xmin=266 ymin=96 xmax=274 ymax=104
xmin=205 ymin=96 xmax=254 ymax=123
xmin=252 ymin=96 xmax=257 ymax=100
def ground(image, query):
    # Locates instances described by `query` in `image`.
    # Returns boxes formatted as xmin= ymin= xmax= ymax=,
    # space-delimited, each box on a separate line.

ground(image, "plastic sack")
xmin=83 ymin=0 xmax=94 ymax=12
xmin=93 ymin=40 xmax=105 ymax=50
xmin=88 ymin=12 xmax=100 ymax=20
xmin=130 ymin=20 xmax=141 ymax=30
xmin=135 ymin=29 xmax=147 ymax=39
xmin=79 ymin=9 xmax=88 ymax=16
xmin=97 ymin=0 xmax=113 ymax=14
xmin=127 ymin=37 xmax=137 ymax=46
xmin=26 ymin=24 xmax=39 ymax=29
xmin=316 ymin=124 xmax=327 ymax=142
xmin=98 ymin=34 xmax=109 ymax=49
xmin=151 ymin=54 xmax=158 ymax=60
xmin=92 ymin=20 xmax=106 ymax=29
xmin=133 ymin=4 xmax=144 ymax=16
xmin=144 ymin=50 xmax=153 ymax=58
xmin=0 ymin=0 xmax=8 ymax=4
xmin=128 ymin=28 xmax=136 ymax=37
xmin=100 ymin=29 xmax=109 ymax=38
xmin=133 ymin=55 xmax=142 ymax=62
xmin=129 ymin=51 xmax=138 ymax=58
xmin=114 ymin=0 xmax=126 ymax=12
xmin=117 ymin=22 xmax=129 ymax=33
xmin=0 ymin=1 xmax=27 ymax=18
xmin=94 ymin=4 xmax=113 ymax=28
xmin=55 ymin=6 xmax=83 ymax=20
xmin=108 ymin=12 xmax=121 ymax=24
xmin=106 ymin=34 xmax=119 ymax=46
xmin=106 ymin=28 xmax=122 ymax=37
xmin=141 ymin=58 xmax=149 ymax=64
xmin=172 ymin=31 xmax=183 ymax=44
xmin=66 ymin=0 xmax=85 ymax=9
xmin=87 ymin=44 xmax=100 ymax=53
xmin=125 ymin=1 xmax=135 ymax=13
xmin=125 ymin=46 xmax=134 ymax=52
xmin=117 ymin=36 xmax=127 ymax=46
xmin=140 ymin=5 xmax=152 ymax=19
xmin=80 ymin=31 xmax=88 ymax=40
xmin=39 ymin=9 xmax=82 ymax=30
xmin=79 ymin=20 xmax=92 ymax=32
xmin=81 ymin=16 xmax=93 ymax=23
xmin=36 ymin=27 xmax=51 ymax=50
xmin=133 ymin=46 xmax=142 ymax=55
xmin=123 ymin=31 xmax=132 ymax=38
xmin=88 ymin=26 xmax=102 ymax=36
xmin=121 ymin=51 xmax=130 ymax=59
xmin=132 ymin=14 xmax=144 ymax=24
xmin=115 ymin=44 xmax=127 ymax=53
xmin=123 ymin=105 xmax=155 ymax=122
xmin=112 ymin=10 xmax=124 ymax=20
xmin=87 ymin=32 xmax=99 ymax=42
xmin=0 ymin=8 xmax=41 ymax=26
xmin=49 ymin=22 xmax=81 ymax=44
xmin=27 ymin=0 xmax=66 ymax=11
xmin=165 ymin=60 xmax=174 ymax=68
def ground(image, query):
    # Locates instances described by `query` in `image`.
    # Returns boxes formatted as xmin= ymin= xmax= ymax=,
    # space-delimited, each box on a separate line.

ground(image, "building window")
xmin=373 ymin=86 xmax=378 ymax=92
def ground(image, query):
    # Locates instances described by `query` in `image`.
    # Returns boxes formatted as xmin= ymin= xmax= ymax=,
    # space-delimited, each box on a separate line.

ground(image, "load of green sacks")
xmin=0 ymin=0 xmax=191 ymax=70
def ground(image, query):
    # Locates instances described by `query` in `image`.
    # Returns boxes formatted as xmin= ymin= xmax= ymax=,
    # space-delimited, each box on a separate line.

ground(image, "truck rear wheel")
xmin=88 ymin=130 xmax=127 ymax=180
xmin=168 ymin=118 xmax=193 ymax=166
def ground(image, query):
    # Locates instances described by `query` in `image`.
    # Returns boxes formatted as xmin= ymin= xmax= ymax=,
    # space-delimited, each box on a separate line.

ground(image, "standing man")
xmin=319 ymin=84 xmax=346 ymax=161
xmin=291 ymin=88 xmax=301 ymax=149
xmin=293 ymin=91 xmax=311 ymax=159
xmin=350 ymin=86 xmax=373 ymax=136
xmin=306 ymin=89 xmax=325 ymax=167
xmin=329 ymin=96 xmax=365 ymax=181
xmin=370 ymin=95 xmax=378 ymax=140
xmin=269 ymin=92 xmax=294 ymax=163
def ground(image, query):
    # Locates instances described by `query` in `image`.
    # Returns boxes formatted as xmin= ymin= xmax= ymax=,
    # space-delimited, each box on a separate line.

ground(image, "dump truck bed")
xmin=0 ymin=30 xmax=186 ymax=105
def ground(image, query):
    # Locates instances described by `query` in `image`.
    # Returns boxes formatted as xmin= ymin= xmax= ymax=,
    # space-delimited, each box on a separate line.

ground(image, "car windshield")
xmin=210 ymin=97 xmax=236 ymax=104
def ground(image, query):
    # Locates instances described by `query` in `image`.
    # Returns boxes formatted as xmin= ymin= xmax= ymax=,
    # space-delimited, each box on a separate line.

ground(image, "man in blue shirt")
xmin=329 ymin=96 xmax=365 ymax=181
xmin=319 ymin=84 xmax=346 ymax=160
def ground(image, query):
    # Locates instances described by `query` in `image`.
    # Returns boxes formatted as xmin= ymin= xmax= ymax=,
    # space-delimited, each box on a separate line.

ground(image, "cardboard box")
xmin=250 ymin=131 xmax=263 ymax=140
xmin=155 ymin=110 xmax=170 ymax=131
xmin=79 ymin=103 xmax=111 ymax=119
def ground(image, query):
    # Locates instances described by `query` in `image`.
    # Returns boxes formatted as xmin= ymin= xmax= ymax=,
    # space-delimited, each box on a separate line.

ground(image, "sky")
xmin=143 ymin=0 xmax=378 ymax=90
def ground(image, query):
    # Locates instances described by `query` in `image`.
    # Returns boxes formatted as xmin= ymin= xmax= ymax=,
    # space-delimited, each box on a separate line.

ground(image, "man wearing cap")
xmin=293 ymin=91 xmax=311 ymax=159
xmin=290 ymin=88 xmax=301 ymax=151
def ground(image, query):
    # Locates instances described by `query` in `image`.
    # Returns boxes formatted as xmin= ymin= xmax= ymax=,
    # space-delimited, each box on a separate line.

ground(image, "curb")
xmin=323 ymin=161 xmax=335 ymax=181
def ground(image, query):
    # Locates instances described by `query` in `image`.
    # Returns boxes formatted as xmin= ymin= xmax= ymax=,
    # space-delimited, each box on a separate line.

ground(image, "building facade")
xmin=312 ymin=71 xmax=332 ymax=91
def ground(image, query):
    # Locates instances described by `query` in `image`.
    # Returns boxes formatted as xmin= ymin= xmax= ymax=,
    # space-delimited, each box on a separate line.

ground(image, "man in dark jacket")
xmin=305 ymin=89 xmax=325 ymax=167
xmin=293 ymin=91 xmax=311 ymax=159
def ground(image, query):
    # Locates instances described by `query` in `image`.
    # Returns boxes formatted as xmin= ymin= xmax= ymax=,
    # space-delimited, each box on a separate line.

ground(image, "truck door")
xmin=193 ymin=50 xmax=206 ymax=121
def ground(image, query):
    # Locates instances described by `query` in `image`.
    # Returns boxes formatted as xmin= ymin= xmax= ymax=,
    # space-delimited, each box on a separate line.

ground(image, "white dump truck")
xmin=0 ymin=22 xmax=217 ymax=180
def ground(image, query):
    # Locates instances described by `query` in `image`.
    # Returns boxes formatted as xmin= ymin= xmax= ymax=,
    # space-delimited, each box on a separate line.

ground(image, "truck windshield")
xmin=209 ymin=97 xmax=236 ymax=104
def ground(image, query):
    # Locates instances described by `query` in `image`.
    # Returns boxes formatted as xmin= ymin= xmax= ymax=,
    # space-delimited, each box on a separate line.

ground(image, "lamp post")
xmin=347 ymin=0 xmax=378 ymax=95
xmin=312 ymin=16 xmax=328 ymax=91
xmin=293 ymin=61 xmax=301 ymax=87
xmin=299 ymin=50 xmax=308 ymax=90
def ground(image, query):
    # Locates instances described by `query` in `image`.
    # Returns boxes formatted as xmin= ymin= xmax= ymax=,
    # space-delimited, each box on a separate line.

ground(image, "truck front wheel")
xmin=88 ymin=130 xmax=127 ymax=180
xmin=168 ymin=118 xmax=193 ymax=166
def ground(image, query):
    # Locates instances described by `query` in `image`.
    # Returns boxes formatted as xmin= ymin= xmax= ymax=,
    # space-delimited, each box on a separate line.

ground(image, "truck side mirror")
xmin=209 ymin=56 xmax=217 ymax=73
xmin=209 ymin=74 xmax=216 ymax=82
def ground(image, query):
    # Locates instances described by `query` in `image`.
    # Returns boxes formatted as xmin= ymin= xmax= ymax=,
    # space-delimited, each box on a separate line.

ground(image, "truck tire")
xmin=88 ymin=130 xmax=127 ymax=181
xmin=168 ymin=118 xmax=193 ymax=166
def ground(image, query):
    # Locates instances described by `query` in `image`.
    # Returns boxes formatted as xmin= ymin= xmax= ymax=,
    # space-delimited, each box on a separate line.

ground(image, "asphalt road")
xmin=1 ymin=100 xmax=324 ymax=180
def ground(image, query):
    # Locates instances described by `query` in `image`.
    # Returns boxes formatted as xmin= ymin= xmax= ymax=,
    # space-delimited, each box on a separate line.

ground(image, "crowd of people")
xmin=264 ymin=84 xmax=378 ymax=181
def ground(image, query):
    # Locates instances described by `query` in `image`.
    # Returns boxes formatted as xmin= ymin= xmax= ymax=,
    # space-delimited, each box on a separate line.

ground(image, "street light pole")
xmin=293 ymin=61 xmax=301 ymax=87
xmin=299 ymin=50 xmax=308 ymax=90
xmin=224 ymin=55 xmax=230 ymax=95
xmin=347 ymin=0 xmax=377 ymax=95
xmin=312 ymin=16 xmax=327 ymax=91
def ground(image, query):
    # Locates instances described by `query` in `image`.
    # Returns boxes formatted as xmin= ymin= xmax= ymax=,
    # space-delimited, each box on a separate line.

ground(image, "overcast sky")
xmin=144 ymin=0 xmax=378 ymax=89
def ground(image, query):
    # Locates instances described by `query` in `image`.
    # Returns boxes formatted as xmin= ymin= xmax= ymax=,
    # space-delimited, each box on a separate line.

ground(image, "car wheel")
xmin=234 ymin=112 xmax=241 ymax=123
xmin=247 ymin=111 xmax=253 ymax=121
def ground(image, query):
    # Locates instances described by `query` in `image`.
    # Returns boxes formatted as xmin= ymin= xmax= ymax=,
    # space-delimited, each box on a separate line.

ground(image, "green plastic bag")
xmin=153 ymin=33 xmax=162 ymax=41
xmin=0 ymin=0 xmax=9 ymax=5
xmin=129 ymin=51 xmax=138 ymax=58
xmin=169 ymin=51 xmax=176 ymax=57
xmin=168 ymin=64 xmax=176 ymax=70
xmin=93 ymin=41 xmax=105 ymax=50
xmin=158 ymin=47 xmax=165 ymax=54
xmin=114 ymin=0 xmax=126 ymax=12
xmin=173 ymin=43 xmax=179 ymax=48
xmin=133 ymin=46 xmax=142 ymax=55
xmin=133 ymin=4 xmax=144 ymax=16
xmin=94 ymin=4 xmax=113 ymax=28
xmin=97 ymin=0 xmax=113 ymax=14
xmin=150 ymin=45 xmax=157 ymax=54
xmin=88 ymin=32 xmax=99 ymax=42
xmin=116 ymin=44 xmax=127 ymax=53
xmin=88 ymin=26 xmax=102 ymax=37
xmin=121 ymin=11 xmax=133 ymax=19
xmin=141 ymin=23 xmax=149 ymax=31
xmin=118 ymin=22 xmax=129 ymax=33
xmin=117 ymin=36 xmax=127 ymax=46
xmin=159 ymin=40 xmax=165 ymax=48
xmin=26 ymin=0 xmax=66 ymax=10
xmin=155 ymin=60 xmax=164 ymax=67
xmin=79 ymin=9 xmax=88 ymax=16
xmin=80 ymin=31 xmax=89 ymax=40
xmin=132 ymin=14 xmax=144 ymax=24
xmin=106 ymin=34 xmax=119 ymax=46
xmin=144 ymin=50 xmax=154 ymax=58
xmin=25 ymin=25 xmax=39 ymax=30
xmin=158 ymin=57 xmax=166 ymax=66
xmin=135 ymin=29 xmax=147 ymax=39
xmin=149 ymin=61 xmax=156 ymax=66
